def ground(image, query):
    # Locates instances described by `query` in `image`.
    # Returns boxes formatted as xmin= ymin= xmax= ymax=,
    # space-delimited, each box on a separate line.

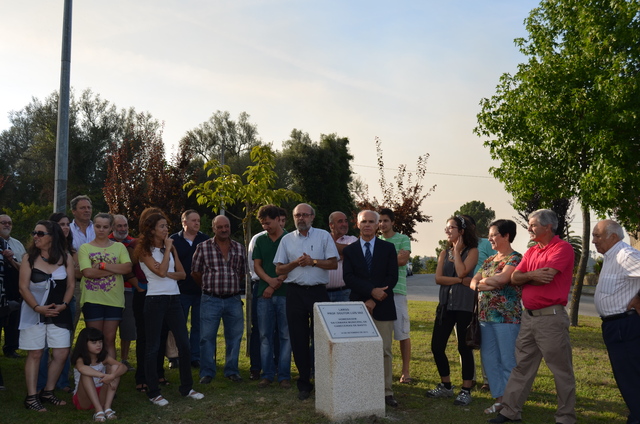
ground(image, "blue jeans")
xmin=199 ymin=294 xmax=244 ymax=379
xmin=257 ymin=295 xmax=291 ymax=382
xmin=144 ymin=295 xmax=193 ymax=398
xmin=480 ymin=321 xmax=520 ymax=398
xmin=249 ymin=281 xmax=261 ymax=372
xmin=180 ymin=293 xmax=201 ymax=362
xmin=327 ymin=288 xmax=351 ymax=302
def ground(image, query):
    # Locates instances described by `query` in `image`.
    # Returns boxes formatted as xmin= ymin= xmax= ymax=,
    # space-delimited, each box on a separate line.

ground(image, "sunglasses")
xmin=31 ymin=231 xmax=51 ymax=237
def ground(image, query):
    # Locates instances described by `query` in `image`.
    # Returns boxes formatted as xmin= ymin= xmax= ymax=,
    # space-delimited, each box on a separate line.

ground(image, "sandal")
xmin=135 ymin=384 xmax=148 ymax=392
xmin=399 ymin=376 xmax=414 ymax=384
xmin=104 ymin=408 xmax=117 ymax=420
xmin=39 ymin=389 xmax=67 ymax=406
xmin=158 ymin=378 xmax=170 ymax=386
xmin=484 ymin=402 xmax=503 ymax=414
xmin=93 ymin=411 xmax=106 ymax=422
xmin=24 ymin=394 xmax=47 ymax=412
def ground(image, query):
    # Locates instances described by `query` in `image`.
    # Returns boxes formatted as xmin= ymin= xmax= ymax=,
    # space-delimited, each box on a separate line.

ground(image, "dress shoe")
xmin=4 ymin=351 xmax=21 ymax=359
xmin=168 ymin=358 xmax=179 ymax=369
xmin=298 ymin=390 xmax=311 ymax=400
xmin=279 ymin=380 xmax=291 ymax=389
xmin=199 ymin=376 xmax=213 ymax=384
xmin=227 ymin=374 xmax=243 ymax=382
xmin=488 ymin=413 xmax=521 ymax=423
xmin=258 ymin=379 xmax=272 ymax=388
xmin=385 ymin=395 xmax=399 ymax=407
xmin=249 ymin=370 xmax=260 ymax=380
xmin=191 ymin=360 xmax=200 ymax=368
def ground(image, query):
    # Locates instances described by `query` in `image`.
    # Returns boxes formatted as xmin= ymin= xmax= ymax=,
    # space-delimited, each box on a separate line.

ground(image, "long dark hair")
xmin=49 ymin=212 xmax=76 ymax=254
xmin=133 ymin=213 xmax=166 ymax=261
xmin=26 ymin=220 xmax=68 ymax=268
xmin=446 ymin=215 xmax=478 ymax=250
xmin=71 ymin=327 xmax=108 ymax=366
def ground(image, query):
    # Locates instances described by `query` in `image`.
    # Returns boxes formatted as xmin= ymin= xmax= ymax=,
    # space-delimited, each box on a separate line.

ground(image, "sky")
xmin=0 ymin=0 xmax=564 ymax=257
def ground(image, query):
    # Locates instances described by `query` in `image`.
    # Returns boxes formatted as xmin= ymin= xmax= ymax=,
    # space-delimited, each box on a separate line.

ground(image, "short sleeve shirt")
xmin=379 ymin=232 xmax=411 ymax=295
xmin=252 ymin=231 xmax=287 ymax=297
xmin=78 ymin=242 xmax=131 ymax=308
xmin=478 ymin=252 xmax=523 ymax=323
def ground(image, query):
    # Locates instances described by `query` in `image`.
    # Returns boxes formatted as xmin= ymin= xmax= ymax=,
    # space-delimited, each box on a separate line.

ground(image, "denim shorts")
xmin=82 ymin=302 xmax=123 ymax=322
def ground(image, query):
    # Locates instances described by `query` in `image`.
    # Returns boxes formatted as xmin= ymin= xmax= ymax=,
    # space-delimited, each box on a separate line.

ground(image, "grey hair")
xmin=357 ymin=210 xmax=380 ymax=223
xmin=294 ymin=203 xmax=315 ymax=216
xmin=529 ymin=209 xmax=558 ymax=233
xmin=70 ymin=195 xmax=92 ymax=210
xmin=328 ymin=211 xmax=346 ymax=224
xmin=602 ymin=220 xmax=625 ymax=241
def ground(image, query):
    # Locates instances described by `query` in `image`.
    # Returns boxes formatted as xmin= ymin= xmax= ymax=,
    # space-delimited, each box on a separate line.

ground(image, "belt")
xmin=202 ymin=291 xmax=240 ymax=299
xmin=601 ymin=309 xmax=637 ymax=322
xmin=290 ymin=283 xmax=326 ymax=290
xmin=326 ymin=286 xmax=349 ymax=292
xmin=526 ymin=304 xmax=564 ymax=317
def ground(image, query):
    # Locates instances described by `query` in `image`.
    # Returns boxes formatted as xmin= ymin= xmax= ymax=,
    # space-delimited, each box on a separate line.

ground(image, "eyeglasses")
xmin=294 ymin=213 xmax=313 ymax=218
xmin=31 ymin=231 xmax=51 ymax=237
xmin=0 ymin=221 xmax=12 ymax=226
xmin=444 ymin=226 xmax=458 ymax=232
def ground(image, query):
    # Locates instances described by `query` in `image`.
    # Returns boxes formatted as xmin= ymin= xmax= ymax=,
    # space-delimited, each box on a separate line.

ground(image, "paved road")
xmin=406 ymin=273 xmax=598 ymax=317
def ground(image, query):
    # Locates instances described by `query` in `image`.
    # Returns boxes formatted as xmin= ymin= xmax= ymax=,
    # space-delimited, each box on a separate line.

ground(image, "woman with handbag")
xmin=427 ymin=216 xmax=478 ymax=406
xmin=470 ymin=219 xmax=522 ymax=415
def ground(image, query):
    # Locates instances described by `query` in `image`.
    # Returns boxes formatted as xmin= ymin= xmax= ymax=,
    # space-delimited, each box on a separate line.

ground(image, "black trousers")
xmin=431 ymin=307 xmax=475 ymax=381
xmin=285 ymin=284 xmax=328 ymax=392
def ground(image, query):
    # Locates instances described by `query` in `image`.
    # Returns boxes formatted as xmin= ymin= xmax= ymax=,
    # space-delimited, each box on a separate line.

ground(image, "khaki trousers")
xmin=373 ymin=319 xmax=394 ymax=396
xmin=501 ymin=307 xmax=576 ymax=424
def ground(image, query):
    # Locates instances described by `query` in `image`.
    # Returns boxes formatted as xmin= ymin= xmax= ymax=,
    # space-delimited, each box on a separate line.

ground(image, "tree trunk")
xmin=569 ymin=205 xmax=590 ymax=326
xmin=243 ymin=211 xmax=253 ymax=357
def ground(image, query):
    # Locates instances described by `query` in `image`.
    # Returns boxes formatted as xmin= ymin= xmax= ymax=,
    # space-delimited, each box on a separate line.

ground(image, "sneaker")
xmin=453 ymin=389 xmax=472 ymax=406
xmin=425 ymin=383 xmax=455 ymax=398
xmin=187 ymin=389 xmax=204 ymax=400
xmin=149 ymin=395 xmax=169 ymax=406
xmin=122 ymin=360 xmax=135 ymax=371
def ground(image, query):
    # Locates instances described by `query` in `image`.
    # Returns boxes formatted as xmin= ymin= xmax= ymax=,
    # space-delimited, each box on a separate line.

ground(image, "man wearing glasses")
xmin=0 ymin=215 xmax=26 ymax=358
xmin=274 ymin=203 xmax=338 ymax=401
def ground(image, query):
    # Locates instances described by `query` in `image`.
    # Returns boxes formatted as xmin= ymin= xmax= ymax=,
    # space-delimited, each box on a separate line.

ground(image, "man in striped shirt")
xmin=592 ymin=219 xmax=640 ymax=424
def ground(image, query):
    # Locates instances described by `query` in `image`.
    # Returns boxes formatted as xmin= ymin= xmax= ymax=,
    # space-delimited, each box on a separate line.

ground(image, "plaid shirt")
xmin=192 ymin=237 xmax=246 ymax=295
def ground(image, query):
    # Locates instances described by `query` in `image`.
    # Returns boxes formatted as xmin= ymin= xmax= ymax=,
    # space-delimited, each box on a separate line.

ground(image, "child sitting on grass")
xmin=71 ymin=327 xmax=127 ymax=421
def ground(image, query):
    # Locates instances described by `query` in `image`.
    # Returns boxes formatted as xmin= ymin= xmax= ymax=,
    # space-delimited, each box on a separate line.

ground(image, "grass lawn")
xmin=0 ymin=300 xmax=629 ymax=423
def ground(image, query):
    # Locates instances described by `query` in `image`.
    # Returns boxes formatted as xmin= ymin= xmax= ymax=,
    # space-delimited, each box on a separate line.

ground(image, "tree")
xmin=356 ymin=137 xmax=435 ymax=241
xmin=454 ymin=201 xmax=495 ymax=237
xmin=185 ymin=144 xmax=301 ymax=353
xmin=281 ymin=130 xmax=355 ymax=227
xmin=179 ymin=110 xmax=260 ymax=164
xmin=103 ymin=112 xmax=189 ymax=233
xmin=475 ymin=0 xmax=640 ymax=325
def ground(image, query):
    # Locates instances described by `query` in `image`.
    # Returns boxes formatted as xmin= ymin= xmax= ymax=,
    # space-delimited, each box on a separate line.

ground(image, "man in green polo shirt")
xmin=253 ymin=204 xmax=291 ymax=389
xmin=379 ymin=208 xmax=413 ymax=384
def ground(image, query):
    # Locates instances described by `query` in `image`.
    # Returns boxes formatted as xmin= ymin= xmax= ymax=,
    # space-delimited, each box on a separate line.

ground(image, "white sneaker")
xmin=150 ymin=395 xmax=169 ymax=406
xmin=187 ymin=389 xmax=204 ymax=400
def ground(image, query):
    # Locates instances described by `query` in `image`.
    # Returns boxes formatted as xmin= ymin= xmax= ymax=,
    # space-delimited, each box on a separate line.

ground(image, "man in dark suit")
xmin=343 ymin=210 xmax=399 ymax=407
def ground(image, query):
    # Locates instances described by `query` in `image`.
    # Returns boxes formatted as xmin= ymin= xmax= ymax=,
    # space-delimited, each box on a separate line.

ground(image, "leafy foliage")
xmin=281 ymin=130 xmax=355 ymax=228
xmin=356 ymin=137 xmax=435 ymax=241
xmin=454 ymin=200 xmax=495 ymax=237
xmin=1 ymin=202 xmax=53 ymax=244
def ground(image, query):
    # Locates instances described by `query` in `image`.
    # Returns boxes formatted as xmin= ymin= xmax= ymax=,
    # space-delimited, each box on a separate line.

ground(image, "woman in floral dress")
xmin=470 ymin=219 xmax=522 ymax=415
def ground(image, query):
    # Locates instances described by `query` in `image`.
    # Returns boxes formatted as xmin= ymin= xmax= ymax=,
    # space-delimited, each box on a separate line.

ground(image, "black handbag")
xmin=465 ymin=286 xmax=481 ymax=349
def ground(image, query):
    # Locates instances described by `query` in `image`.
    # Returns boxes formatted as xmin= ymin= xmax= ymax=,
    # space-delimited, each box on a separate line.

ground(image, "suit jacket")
xmin=343 ymin=238 xmax=398 ymax=321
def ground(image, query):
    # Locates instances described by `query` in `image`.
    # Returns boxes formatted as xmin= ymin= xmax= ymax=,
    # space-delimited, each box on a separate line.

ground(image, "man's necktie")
xmin=365 ymin=241 xmax=372 ymax=272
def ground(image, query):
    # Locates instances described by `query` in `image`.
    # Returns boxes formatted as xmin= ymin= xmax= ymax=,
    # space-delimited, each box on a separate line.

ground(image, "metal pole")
xmin=53 ymin=0 xmax=73 ymax=213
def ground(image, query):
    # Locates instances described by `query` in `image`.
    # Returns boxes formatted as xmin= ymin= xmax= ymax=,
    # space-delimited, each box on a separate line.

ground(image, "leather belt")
xmin=601 ymin=309 xmax=637 ymax=322
xmin=526 ymin=304 xmax=564 ymax=316
xmin=326 ymin=286 xmax=349 ymax=292
xmin=202 ymin=291 xmax=240 ymax=299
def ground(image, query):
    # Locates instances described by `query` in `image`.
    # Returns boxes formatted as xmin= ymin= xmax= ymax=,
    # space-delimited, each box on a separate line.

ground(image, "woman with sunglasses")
xmin=426 ymin=215 xmax=479 ymax=407
xmin=19 ymin=220 xmax=75 ymax=412
xmin=78 ymin=213 xmax=132 ymax=361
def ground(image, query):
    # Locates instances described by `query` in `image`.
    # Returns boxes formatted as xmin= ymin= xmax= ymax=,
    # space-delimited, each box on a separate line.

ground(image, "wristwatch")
xmin=312 ymin=259 xmax=318 ymax=267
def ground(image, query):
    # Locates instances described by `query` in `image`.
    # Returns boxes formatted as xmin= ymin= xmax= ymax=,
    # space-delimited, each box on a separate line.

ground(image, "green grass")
xmin=0 ymin=301 xmax=629 ymax=423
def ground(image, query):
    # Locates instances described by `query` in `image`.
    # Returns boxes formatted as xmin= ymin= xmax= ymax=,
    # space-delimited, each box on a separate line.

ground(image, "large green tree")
xmin=281 ymin=130 xmax=355 ymax=228
xmin=454 ymin=201 xmax=495 ymax=237
xmin=475 ymin=0 xmax=640 ymax=325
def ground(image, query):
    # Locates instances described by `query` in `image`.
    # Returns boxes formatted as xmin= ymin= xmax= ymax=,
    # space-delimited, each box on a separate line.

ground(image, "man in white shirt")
xmin=592 ymin=219 xmax=640 ymax=424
